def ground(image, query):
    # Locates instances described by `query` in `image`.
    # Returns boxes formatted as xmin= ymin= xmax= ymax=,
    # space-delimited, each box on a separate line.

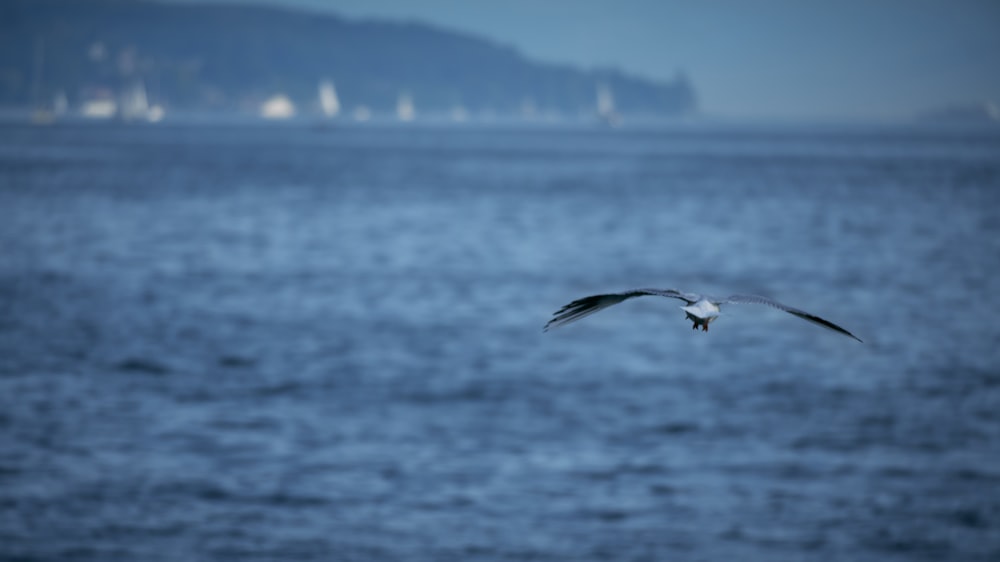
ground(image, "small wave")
xmin=950 ymin=468 xmax=1000 ymax=483
xmin=396 ymin=382 xmax=506 ymax=404
xmin=652 ymin=421 xmax=699 ymax=435
xmin=649 ymin=483 xmax=677 ymax=496
xmin=876 ymin=465 xmax=916 ymax=479
xmin=865 ymin=529 xmax=954 ymax=556
xmin=114 ymin=357 xmax=171 ymax=375
xmin=217 ymin=355 xmax=256 ymax=368
xmin=949 ymin=507 xmax=989 ymax=530
xmin=159 ymin=480 xmax=329 ymax=508
xmin=251 ymin=382 xmax=304 ymax=398
xmin=584 ymin=508 xmax=629 ymax=522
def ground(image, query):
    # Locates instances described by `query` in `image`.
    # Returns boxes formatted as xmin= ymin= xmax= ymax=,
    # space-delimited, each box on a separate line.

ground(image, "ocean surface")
xmin=1 ymin=122 xmax=998 ymax=561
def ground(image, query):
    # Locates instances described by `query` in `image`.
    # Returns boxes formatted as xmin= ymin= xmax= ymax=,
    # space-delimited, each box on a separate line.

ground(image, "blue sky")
xmin=168 ymin=0 xmax=1000 ymax=120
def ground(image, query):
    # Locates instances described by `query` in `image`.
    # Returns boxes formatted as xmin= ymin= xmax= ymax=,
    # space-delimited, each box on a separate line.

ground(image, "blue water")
xmin=1 ymin=122 xmax=999 ymax=561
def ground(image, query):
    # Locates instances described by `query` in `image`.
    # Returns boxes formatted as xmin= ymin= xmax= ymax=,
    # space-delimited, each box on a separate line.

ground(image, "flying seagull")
xmin=544 ymin=288 xmax=862 ymax=342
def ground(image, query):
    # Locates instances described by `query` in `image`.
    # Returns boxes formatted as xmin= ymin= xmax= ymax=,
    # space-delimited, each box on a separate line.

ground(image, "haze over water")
xmin=1 ymin=122 xmax=999 ymax=560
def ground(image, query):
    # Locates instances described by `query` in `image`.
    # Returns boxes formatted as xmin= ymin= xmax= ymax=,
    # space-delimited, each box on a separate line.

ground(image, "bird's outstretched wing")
xmin=544 ymin=288 xmax=700 ymax=332
xmin=720 ymin=294 xmax=863 ymax=342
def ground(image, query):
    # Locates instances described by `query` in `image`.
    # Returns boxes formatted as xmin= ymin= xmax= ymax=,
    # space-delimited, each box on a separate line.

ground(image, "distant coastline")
xmin=1 ymin=0 xmax=697 ymax=124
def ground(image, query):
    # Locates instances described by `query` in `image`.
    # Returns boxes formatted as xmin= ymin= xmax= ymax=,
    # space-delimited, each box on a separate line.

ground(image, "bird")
xmin=544 ymin=288 xmax=862 ymax=342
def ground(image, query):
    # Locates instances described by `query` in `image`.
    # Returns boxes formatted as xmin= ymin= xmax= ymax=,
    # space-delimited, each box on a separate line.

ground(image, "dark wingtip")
xmin=835 ymin=327 xmax=863 ymax=343
xmin=832 ymin=327 xmax=864 ymax=343
xmin=830 ymin=323 xmax=863 ymax=343
xmin=786 ymin=308 xmax=864 ymax=343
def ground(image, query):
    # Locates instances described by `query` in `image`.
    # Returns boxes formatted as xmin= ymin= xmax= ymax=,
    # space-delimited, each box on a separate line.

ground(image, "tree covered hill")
xmin=0 ymin=0 xmax=697 ymax=118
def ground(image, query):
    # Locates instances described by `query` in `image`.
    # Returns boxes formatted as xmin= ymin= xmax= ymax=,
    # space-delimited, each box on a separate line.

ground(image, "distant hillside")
xmin=0 ymin=0 xmax=696 ymax=119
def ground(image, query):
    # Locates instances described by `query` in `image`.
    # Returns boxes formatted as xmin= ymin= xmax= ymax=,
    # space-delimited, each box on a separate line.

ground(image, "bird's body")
xmin=681 ymin=299 xmax=720 ymax=331
xmin=544 ymin=288 xmax=862 ymax=342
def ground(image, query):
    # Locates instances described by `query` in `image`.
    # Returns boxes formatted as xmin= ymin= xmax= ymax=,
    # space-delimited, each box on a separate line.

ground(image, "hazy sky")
xmin=168 ymin=0 xmax=1000 ymax=120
